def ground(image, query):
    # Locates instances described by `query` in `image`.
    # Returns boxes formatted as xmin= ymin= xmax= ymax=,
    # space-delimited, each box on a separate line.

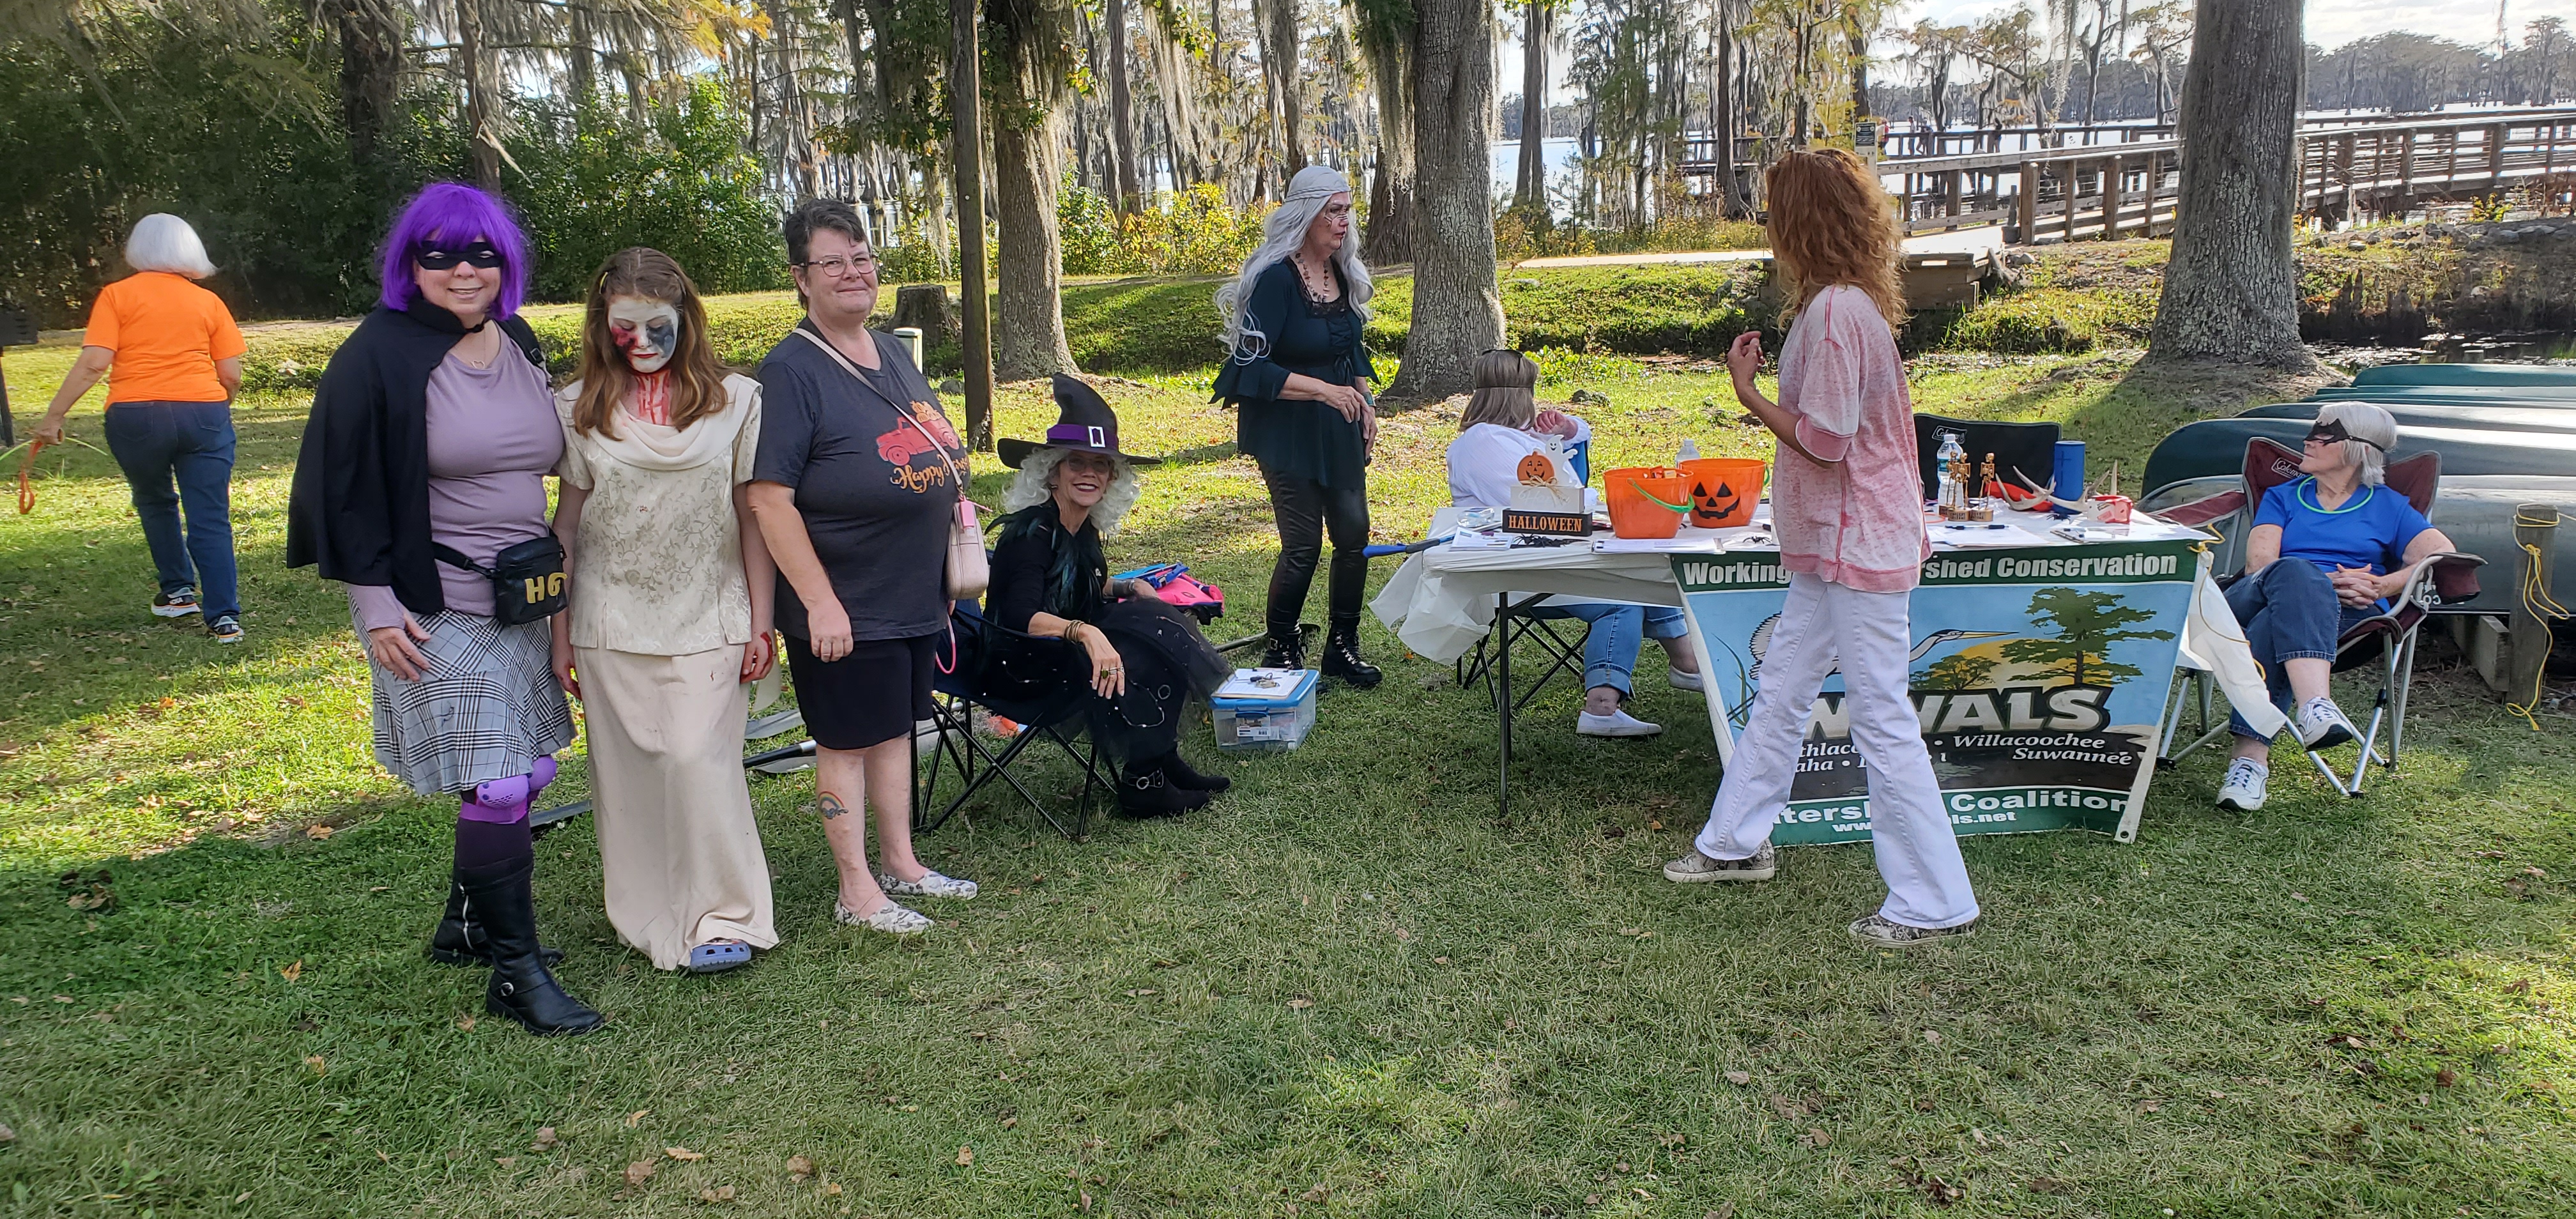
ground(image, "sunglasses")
xmin=2303 ymin=420 xmax=2387 ymax=452
xmin=414 ymin=240 xmax=505 ymax=270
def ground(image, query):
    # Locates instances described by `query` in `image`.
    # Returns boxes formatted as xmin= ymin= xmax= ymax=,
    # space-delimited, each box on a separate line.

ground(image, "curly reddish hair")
xmin=1763 ymin=148 xmax=1907 ymax=330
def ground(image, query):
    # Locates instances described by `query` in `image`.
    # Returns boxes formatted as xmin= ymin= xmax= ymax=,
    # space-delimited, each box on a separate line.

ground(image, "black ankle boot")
xmin=1159 ymin=752 xmax=1232 ymax=793
xmin=428 ymin=873 xmax=564 ymax=968
xmin=1321 ymin=622 xmax=1382 ymax=688
xmin=1117 ymin=761 xmax=1211 ymax=818
xmin=459 ymin=859 xmax=605 ymax=1036
xmin=1258 ymin=625 xmax=1307 ymax=671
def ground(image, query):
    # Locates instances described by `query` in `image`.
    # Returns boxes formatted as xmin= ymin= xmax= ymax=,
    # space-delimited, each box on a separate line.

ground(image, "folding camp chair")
xmin=1453 ymin=596 xmax=1596 ymax=716
xmin=1913 ymin=413 xmax=2062 ymax=502
xmin=915 ymin=603 xmax=1114 ymax=839
xmin=2154 ymin=438 xmax=2484 ymax=795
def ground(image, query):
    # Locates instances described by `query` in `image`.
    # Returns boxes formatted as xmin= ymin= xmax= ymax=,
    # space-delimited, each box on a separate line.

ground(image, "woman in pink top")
xmin=1664 ymin=149 xmax=1981 ymax=947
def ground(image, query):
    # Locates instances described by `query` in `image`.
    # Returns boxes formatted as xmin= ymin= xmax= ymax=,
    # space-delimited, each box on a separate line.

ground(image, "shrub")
xmin=509 ymin=85 xmax=790 ymax=300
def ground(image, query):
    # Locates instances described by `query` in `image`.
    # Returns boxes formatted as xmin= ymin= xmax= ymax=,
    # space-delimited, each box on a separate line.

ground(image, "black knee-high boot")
xmin=1321 ymin=615 xmax=1381 ymax=688
xmin=459 ymin=857 xmax=604 ymax=1036
xmin=427 ymin=873 xmax=565 ymax=968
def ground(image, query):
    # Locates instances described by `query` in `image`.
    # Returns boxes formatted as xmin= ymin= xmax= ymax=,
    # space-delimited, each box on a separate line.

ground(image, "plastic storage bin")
xmin=1210 ymin=668 xmax=1320 ymax=752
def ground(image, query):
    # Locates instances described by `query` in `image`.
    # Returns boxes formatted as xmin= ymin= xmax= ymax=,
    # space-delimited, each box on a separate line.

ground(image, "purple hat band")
xmin=1046 ymin=423 xmax=1112 ymax=448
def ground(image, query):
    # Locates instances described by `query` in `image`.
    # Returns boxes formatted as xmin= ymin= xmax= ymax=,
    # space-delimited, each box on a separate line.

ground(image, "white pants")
xmin=1692 ymin=572 xmax=1981 ymax=929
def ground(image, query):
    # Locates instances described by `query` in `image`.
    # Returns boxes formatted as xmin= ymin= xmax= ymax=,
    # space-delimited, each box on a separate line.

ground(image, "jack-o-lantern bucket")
xmin=1604 ymin=466 xmax=1691 ymax=539
xmin=1679 ymin=457 xmax=1765 ymax=528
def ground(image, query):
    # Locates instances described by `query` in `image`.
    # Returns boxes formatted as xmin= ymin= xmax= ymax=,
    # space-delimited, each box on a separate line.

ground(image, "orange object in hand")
xmin=17 ymin=438 xmax=45 ymax=514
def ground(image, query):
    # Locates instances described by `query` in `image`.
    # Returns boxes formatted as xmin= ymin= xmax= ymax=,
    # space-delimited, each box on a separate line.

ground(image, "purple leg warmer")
xmin=453 ymin=755 xmax=551 ymax=870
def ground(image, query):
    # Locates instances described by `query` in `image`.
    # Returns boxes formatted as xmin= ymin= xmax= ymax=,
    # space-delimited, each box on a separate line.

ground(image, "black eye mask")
xmin=414 ymin=239 xmax=504 ymax=270
xmin=2304 ymin=418 xmax=2386 ymax=452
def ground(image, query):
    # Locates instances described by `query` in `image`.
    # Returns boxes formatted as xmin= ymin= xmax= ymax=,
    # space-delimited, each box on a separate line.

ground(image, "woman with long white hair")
xmin=1211 ymin=164 xmax=1383 ymax=687
xmin=33 ymin=213 xmax=249 ymax=641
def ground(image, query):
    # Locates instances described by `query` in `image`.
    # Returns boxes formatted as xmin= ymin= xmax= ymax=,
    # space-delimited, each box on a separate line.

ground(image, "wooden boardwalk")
xmin=1679 ymin=109 xmax=2576 ymax=246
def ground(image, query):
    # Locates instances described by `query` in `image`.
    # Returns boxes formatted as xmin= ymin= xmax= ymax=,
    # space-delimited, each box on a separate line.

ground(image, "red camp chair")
xmin=2156 ymin=438 xmax=2483 ymax=796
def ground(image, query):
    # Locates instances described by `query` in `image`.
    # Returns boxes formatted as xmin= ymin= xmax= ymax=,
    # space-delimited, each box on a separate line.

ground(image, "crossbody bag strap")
xmin=795 ymin=327 xmax=967 ymax=491
xmin=431 ymin=542 xmax=492 ymax=577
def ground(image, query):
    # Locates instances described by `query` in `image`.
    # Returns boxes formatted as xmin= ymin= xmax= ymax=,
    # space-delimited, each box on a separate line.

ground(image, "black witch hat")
xmin=997 ymin=374 xmax=1163 ymax=469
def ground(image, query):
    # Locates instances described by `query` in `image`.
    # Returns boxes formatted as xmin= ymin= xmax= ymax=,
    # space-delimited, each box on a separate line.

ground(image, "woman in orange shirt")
xmin=33 ymin=214 xmax=250 ymax=642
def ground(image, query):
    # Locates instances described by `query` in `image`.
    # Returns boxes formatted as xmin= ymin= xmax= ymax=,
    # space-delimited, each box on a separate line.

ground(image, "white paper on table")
xmin=1928 ymin=519 xmax=2064 ymax=549
xmin=1591 ymin=533 xmax=1724 ymax=554
xmin=1445 ymin=530 xmax=1510 ymax=551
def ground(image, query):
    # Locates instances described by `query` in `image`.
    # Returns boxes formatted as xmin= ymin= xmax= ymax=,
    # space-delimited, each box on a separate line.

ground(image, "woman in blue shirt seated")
xmin=1445 ymin=350 xmax=1704 ymax=738
xmin=2216 ymin=401 xmax=2454 ymax=813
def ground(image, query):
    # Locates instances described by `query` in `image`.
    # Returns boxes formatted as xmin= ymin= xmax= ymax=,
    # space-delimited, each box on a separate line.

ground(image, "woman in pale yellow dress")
xmin=549 ymin=247 xmax=778 ymax=973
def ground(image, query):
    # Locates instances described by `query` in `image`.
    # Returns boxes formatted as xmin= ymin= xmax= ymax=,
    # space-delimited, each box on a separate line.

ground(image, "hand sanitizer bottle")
xmin=1677 ymin=438 xmax=1700 ymax=464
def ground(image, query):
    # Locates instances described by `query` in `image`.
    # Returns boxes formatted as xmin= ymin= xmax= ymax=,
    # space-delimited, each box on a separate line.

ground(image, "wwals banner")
xmin=1673 ymin=540 xmax=2200 ymax=845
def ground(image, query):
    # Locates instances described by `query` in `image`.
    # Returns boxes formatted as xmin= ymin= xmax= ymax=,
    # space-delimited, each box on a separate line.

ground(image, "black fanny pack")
xmin=434 ymin=537 xmax=567 ymax=626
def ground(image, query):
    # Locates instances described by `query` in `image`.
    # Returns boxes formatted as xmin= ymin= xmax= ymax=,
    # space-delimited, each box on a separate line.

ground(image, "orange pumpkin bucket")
xmin=1604 ymin=466 xmax=1690 ymax=539
xmin=1680 ymin=457 xmax=1765 ymax=528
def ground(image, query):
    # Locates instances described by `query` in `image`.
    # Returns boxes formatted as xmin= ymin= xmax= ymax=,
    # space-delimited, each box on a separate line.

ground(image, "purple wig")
xmin=376 ymin=183 xmax=533 ymax=318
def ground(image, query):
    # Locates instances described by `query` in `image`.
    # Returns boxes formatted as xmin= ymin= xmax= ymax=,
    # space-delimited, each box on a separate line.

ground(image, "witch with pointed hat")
xmin=988 ymin=376 xmax=1232 ymax=817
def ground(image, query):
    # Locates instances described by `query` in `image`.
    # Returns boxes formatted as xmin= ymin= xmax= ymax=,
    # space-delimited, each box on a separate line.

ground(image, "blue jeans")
xmin=1534 ymin=601 xmax=1689 ymax=696
xmin=102 ymin=402 xmax=239 ymax=620
xmin=2225 ymin=558 xmax=2370 ymax=740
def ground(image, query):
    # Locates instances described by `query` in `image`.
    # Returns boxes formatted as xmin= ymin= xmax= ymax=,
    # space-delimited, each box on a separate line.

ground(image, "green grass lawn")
xmin=3 ymin=342 xmax=2572 ymax=1217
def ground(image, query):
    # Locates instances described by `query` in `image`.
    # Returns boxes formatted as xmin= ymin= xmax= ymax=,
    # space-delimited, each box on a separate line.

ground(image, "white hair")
xmin=125 ymin=213 xmax=217 ymax=279
xmin=1001 ymin=448 xmax=1144 ymax=535
xmin=2316 ymin=400 xmax=2396 ymax=486
xmin=1214 ymin=164 xmax=1372 ymax=360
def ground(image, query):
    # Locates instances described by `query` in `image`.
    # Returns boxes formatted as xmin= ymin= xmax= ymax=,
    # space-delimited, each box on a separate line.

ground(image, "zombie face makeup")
xmin=606 ymin=295 xmax=682 ymax=374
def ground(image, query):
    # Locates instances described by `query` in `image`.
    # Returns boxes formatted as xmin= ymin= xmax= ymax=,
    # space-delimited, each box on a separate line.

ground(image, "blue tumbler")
xmin=2051 ymin=440 xmax=2086 ymax=514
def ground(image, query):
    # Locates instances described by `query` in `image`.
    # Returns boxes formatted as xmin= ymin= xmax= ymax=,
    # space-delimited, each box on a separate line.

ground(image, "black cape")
xmin=284 ymin=298 xmax=547 ymax=616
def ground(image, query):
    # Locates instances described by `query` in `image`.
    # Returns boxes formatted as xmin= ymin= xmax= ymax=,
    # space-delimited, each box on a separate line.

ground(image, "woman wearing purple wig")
xmin=288 ymin=183 xmax=602 ymax=1035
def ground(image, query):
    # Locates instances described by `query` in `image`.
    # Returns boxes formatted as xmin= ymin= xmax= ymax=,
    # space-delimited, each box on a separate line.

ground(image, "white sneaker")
xmin=834 ymin=900 xmax=932 ymax=935
xmin=2216 ymin=757 xmax=2268 ymax=811
xmin=878 ymin=869 xmax=978 ymax=900
xmin=1577 ymin=709 xmax=1663 ymax=737
xmin=1667 ymin=666 xmax=1705 ymax=692
xmin=2294 ymin=697 xmax=2357 ymax=749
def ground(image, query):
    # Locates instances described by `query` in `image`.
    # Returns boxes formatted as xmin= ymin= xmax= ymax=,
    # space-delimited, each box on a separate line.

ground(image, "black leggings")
xmin=1262 ymin=469 xmax=1371 ymax=635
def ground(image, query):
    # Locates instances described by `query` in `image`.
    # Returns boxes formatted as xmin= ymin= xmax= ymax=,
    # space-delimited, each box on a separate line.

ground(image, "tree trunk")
xmin=767 ymin=0 xmax=823 ymax=198
xmin=456 ymin=0 xmax=501 ymax=190
xmin=1263 ymin=0 xmax=1308 ymax=171
xmin=1106 ymin=0 xmax=1142 ymax=208
xmin=565 ymin=1 xmax=596 ymax=109
xmin=950 ymin=0 xmax=995 ymax=448
xmin=2146 ymin=0 xmax=2312 ymax=369
xmin=1514 ymin=0 xmax=1548 ymax=210
xmin=1713 ymin=14 xmax=1749 ymax=217
xmin=335 ymin=0 xmax=403 ymax=168
xmin=992 ymin=108 xmax=1079 ymax=378
xmin=1361 ymin=35 xmax=1414 ymax=266
xmin=1382 ymin=0 xmax=1502 ymax=404
xmin=1847 ymin=15 xmax=1869 ymax=130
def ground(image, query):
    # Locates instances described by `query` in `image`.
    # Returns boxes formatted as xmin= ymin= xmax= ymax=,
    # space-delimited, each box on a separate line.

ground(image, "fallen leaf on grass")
xmin=786 ymin=1154 xmax=813 ymax=1179
xmin=0 ymin=1121 xmax=14 ymax=1143
xmin=2027 ymin=1176 xmax=2071 ymax=1193
xmin=374 ymin=1149 xmax=389 ymax=1163
xmin=1768 ymin=1094 xmax=1807 ymax=1120
xmin=531 ymin=1126 xmax=558 ymax=1151
xmin=1077 ymin=1190 xmax=1091 ymax=1211
xmin=494 ymin=1156 xmax=516 ymax=1168
xmin=1000 ymin=1117 xmax=1018 ymax=1130
xmin=1801 ymin=1128 xmax=1831 ymax=1147
xmin=305 ymin=825 xmax=334 ymax=839
xmin=624 ymin=1161 xmax=657 ymax=1186
xmin=1298 ymin=1184 xmax=1328 ymax=1202
xmin=664 ymin=1146 xmax=704 ymax=1162
xmin=625 ymin=1109 xmax=650 ymax=1128
xmin=1124 ymin=988 xmax=1156 ymax=997
xmin=2437 ymin=1068 xmax=2459 ymax=1087
xmin=698 ymin=1186 xmax=735 ymax=1202
xmin=303 ymin=1055 xmax=326 ymax=1076
xmin=956 ymin=1144 xmax=975 ymax=1166
xmin=1287 ymin=998 xmax=1313 ymax=1009
xmin=456 ymin=1014 xmax=476 ymax=1032
xmin=1725 ymin=1071 xmax=1752 ymax=1086
xmin=2136 ymin=1100 xmax=2161 ymax=1113
xmin=1706 ymin=1206 xmax=1736 ymax=1219
xmin=1922 ymin=1029 xmax=1943 ymax=1045
xmin=1432 ymin=955 xmax=1450 ymax=965
xmin=279 ymin=960 xmax=303 ymax=983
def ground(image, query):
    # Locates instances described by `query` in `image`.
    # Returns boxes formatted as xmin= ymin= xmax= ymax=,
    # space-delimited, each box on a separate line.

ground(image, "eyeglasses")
xmin=415 ymin=240 xmax=504 ymax=270
xmin=797 ymin=254 xmax=877 ymax=279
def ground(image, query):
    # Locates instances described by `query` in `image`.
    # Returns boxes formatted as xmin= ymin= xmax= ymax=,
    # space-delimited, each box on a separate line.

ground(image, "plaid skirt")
xmin=362 ymin=610 xmax=578 ymax=795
